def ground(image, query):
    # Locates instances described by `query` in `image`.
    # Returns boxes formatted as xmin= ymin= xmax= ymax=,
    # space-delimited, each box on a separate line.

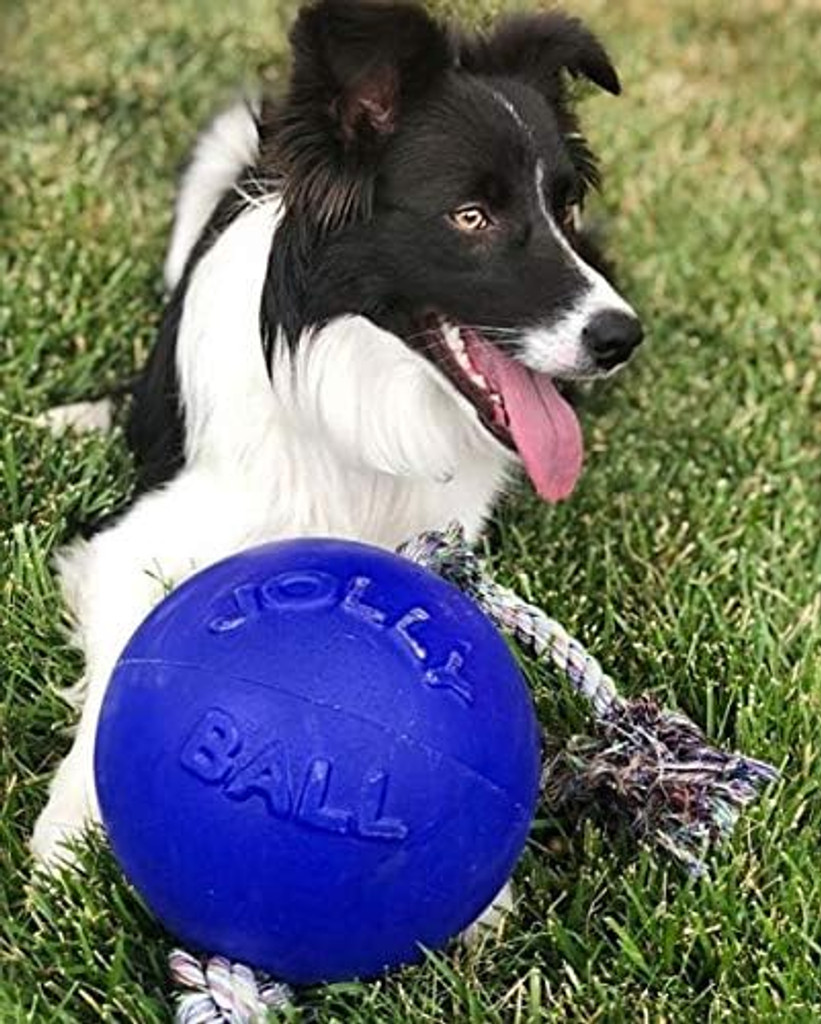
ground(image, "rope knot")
xmin=170 ymin=950 xmax=292 ymax=1023
xmin=169 ymin=523 xmax=778 ymax=1017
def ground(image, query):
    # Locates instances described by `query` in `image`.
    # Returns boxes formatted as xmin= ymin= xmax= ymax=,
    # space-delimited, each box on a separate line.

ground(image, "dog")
xmin=32 ymin=0 xmax=642 ymax=933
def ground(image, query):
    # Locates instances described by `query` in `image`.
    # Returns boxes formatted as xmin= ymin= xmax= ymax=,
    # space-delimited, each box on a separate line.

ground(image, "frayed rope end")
xmin=544 ymin=695 xmax=779 ymax=876
xmin=400 ymin=523 xmax=779 ymax=875
xmin=168 ymin=525 xmax=780 ymax=1016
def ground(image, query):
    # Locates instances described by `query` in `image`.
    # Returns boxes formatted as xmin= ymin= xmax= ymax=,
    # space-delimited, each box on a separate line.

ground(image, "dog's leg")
xmin=31 ymin=598 xmax=158 ymax=868
xmin=31 ymin=470 xmax=252 ymax=869
xmin=36 ymin=399 xmax=115 ymax=436
xmin=460 ymin=880 xmax=515 ymax=946
xmin=30 ymin=711 xmax=104 ymax=869
xmin=31 ymin=522 xmax=172 ymax=868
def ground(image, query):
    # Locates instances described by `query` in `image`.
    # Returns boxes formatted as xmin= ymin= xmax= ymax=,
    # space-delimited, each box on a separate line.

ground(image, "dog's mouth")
xmin=418 ymin=319 xmax=583 ymax=502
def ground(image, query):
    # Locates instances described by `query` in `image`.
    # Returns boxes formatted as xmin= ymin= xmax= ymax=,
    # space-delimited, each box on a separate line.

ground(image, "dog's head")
xmin=263 ymin=0 xmax=642 ymax=501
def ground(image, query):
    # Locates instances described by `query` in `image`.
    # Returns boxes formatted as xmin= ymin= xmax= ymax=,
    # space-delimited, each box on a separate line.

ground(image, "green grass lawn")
xmin=2 ymin=0 xmax=820 ymax=1020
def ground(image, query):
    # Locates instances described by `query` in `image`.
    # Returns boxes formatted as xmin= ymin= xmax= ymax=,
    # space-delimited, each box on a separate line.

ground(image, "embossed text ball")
xmin=95 ymin=539 xmax=541 ymax=984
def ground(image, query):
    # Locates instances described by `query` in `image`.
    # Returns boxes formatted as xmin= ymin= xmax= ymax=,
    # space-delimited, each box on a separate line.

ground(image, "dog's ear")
xmin=272 ymin=0 xmax=451 ymax=229
xmin=458 ymin=12 xmax=620 ymax=100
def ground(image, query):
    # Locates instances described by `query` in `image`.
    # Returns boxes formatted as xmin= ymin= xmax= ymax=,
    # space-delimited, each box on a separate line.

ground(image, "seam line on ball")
xmin=112 ymin=657 xmax=538 ymax=813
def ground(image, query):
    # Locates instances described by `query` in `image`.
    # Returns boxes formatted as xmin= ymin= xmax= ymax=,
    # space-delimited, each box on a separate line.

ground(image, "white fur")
xmin=32 ymin=137 xmax=514 ymax=866
xmin=460 ymin=879 xmax=516 ymax=946
xmin=487 ymin=85 xmax=530 ymax=137
xmin=475 ymin=88 xmax=639 ymax=380
xmin=32 ymin=95 xmax=633 ymax=940
xmin=164 ymin=98 xmax=261 ymax=292
xmin=518 ymin=161 xmax=638 ymax=378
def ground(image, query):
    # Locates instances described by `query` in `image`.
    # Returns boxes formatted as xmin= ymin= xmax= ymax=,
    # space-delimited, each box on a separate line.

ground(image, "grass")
xmin=2 ymin=0 xmax=820 ymax=1019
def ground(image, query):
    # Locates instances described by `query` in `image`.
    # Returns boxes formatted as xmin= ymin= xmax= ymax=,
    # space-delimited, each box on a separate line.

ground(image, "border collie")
xmin=32 ymin=0 xmax=642 ymax=928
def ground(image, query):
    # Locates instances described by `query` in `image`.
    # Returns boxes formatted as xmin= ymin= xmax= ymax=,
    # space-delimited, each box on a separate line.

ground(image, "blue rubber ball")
xmin=95 ymin=539 xmax=541 ymax=984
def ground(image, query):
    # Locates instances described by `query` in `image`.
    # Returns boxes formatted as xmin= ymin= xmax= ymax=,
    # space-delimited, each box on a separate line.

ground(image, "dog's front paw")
xmin=30 ymin=810 xmax=85 ymax=874
xmin=459 ymin=880 xmax=515 ymax=947
xmin=30 ymin=817 xmax=81 ymax=873
xmin=30 ymin=761 xmax=97 ymax=874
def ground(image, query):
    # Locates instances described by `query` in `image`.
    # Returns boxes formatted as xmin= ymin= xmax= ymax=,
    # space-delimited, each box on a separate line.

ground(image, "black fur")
xmin=456 ymin=12 xmax=620 ymax=97
xmin=258 ymin=0 xmax=622 ymax=353
xmin=127 ymin=156 xmax=272 ymax=496
xmin=129 ymin=0 xmax=632 ymax=499
xmin=264 ymin=0 xmax=451 ymax=231
xmin=126 ymin=285 xmax=187 ymax=493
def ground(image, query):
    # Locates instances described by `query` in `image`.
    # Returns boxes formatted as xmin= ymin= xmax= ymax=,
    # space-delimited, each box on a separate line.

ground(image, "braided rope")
xmin=169 ymin=950 xmax=292 ymax=1024
xmin=170 ymin=524 xmax=778 ymax=1019
xmin=400 ymin=523 xmax=622 ymax=719
xmin=400 ymin=523 xmax=779 ymax=873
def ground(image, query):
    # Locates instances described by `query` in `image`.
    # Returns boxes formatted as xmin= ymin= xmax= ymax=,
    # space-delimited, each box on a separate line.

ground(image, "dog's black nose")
xmin=583 ymin=311 xmax=644 ymax=370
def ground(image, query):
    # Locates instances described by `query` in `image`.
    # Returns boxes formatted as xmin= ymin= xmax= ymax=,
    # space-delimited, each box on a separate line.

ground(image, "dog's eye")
xmin=449 ymin=206 xmax=491 ymax=233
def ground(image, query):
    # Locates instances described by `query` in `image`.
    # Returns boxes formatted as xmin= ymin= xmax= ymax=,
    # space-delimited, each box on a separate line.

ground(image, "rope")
xmin=400 ymin=523 xmax=779 ymax=874
xmin=400 ymin=523 xmax=622 ymax=718
xmin=169 ymin=950 xmax=292 ymax=1024
xmin=170 ymin=523 xmax=779 ymax=1020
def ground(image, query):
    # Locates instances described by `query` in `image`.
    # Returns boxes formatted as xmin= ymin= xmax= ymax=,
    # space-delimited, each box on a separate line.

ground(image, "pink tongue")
xmin=464 ymin=331 xmax=584 ymax=502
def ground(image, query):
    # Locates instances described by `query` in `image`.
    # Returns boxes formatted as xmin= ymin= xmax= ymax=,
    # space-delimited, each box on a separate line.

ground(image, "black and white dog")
xmin=33 ymin=0 xmax=642 ymax=925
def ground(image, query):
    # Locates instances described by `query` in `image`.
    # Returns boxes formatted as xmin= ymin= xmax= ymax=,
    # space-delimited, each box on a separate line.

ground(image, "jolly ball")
xmin=95 ymin=538 xmax=541 ymax=985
